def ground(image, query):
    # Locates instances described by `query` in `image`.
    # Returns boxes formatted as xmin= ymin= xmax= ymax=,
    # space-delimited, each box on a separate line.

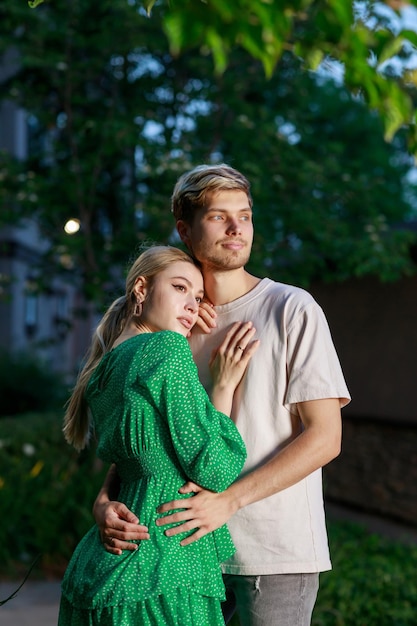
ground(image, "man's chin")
xmin=206 ymin=255 xmax=250 ymax=271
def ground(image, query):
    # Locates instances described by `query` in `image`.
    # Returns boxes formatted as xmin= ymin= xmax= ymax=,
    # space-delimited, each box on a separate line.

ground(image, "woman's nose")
xmin=186 ymin=297 xmax=198 ymax=313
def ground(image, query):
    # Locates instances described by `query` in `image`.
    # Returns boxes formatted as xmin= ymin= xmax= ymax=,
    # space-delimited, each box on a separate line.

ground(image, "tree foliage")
xmin=0 ymin=0 xmax=416 ymax=304
xmin=198 ymin=51 xmax=417 ymax=284
xmin=29 ymin=0 xmax=417 ymax=150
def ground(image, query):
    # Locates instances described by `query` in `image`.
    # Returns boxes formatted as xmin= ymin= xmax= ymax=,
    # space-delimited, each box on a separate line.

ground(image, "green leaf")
xmin=377 ymin=35 xmax=408 ymax=67
xmin=206 ymin=28 xmax=229 ymax=74
xmin=142 ymin=0 xmax=158 ymax=16
xmin=163 ymin=13 xmax=185 ymax=56
xmin=400 ymin=29 xmax=417 ymax=48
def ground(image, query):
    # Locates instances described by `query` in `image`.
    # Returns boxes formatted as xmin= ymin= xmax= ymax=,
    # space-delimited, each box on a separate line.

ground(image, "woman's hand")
xmin=194 ymin=300 xmax=217 ymax=334
xmin=94 ymin=500 xmax=150 ymax=555
xmin=209 ymin=322 xmax=259 ymax=415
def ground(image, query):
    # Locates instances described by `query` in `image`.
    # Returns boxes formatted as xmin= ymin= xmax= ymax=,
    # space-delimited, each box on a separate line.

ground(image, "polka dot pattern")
xmin=59 ymin=331 xmax=246 ymax=626
xmin=59 ymin=586 xmax=225 ymax=625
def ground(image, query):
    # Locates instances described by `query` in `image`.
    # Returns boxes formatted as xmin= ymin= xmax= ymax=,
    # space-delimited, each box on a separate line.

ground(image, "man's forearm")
xmin=94 ymin=464 xmax=120 ymax=510
xmin=155 ymin=399 xmax=342 ymax=546
xmin=227 ymin=401 xmax=342 ymax=511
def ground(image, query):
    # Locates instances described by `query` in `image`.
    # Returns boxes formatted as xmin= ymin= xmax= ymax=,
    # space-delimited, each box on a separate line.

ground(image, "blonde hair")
xmin=63 ymin=245 xmax=197 ymax=450
xmin=171 ymin=163 xmax=252 ymax=224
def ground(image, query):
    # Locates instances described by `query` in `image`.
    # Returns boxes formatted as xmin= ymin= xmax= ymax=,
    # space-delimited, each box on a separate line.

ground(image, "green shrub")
xmin=313 ymin=521 xmax=417 ymax=626
xmin=0 ymin=350 xmax=68 ymax=417
xmin=0 ymin=411 xmax=107 ymax=578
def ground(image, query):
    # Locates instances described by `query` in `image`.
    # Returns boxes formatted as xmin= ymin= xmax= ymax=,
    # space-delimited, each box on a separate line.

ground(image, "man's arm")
xmin=156 ymin=397 xmax=342 ymax=546
xmin=93 ymin=464 xmax=150 ymax=555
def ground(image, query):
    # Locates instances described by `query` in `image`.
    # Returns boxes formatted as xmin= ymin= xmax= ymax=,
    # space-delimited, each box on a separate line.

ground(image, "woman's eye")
xmin=196 ymin=297 xmax=202 ymax=304
xmin=174 ymin=284 xmax=186 ymax=292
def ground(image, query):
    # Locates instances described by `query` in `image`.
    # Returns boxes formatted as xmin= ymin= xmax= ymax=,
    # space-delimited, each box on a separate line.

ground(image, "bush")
xmin=0 ymin=350 xmax=68 ymax=417
xmin=313 ymin=521 xmax=417 ymax=625
xmin=0 ymin=411 xmax=107 ymax=579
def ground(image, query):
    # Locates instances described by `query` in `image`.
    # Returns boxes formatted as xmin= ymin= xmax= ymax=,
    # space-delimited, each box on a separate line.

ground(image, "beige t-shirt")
xmin=189 ymin=278 xmax=350 ymax=575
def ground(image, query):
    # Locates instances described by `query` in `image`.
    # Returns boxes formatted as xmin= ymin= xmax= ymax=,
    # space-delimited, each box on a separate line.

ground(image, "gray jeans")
xmin=222 ymin=573 xmax=319 ymax=626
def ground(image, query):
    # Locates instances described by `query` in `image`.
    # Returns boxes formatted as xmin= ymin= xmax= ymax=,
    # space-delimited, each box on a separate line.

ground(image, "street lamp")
xmin=64 ymin=218 xmax=81 ymax=235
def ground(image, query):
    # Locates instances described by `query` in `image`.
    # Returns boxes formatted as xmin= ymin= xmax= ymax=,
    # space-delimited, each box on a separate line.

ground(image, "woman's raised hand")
xmin=209 ymin=321 xmax=259 ymax=392
xmin=194 ymin=300 xmax=217 ymax=334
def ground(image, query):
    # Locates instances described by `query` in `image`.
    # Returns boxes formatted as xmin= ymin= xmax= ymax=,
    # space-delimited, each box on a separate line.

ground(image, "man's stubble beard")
xmin=196 ymin=245 xmax=251 ymax=273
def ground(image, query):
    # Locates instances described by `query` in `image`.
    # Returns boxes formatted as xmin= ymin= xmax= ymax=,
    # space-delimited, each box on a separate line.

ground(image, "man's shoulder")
xmin=260 ymin=278 xmax=316 ymax=309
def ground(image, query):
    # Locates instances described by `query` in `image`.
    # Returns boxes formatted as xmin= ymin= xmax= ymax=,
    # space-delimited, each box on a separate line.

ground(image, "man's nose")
xmin=226 ymin=219 xmax=241 ymax=234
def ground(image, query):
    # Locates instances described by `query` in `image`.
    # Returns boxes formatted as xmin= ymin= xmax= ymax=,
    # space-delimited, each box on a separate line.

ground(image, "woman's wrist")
xmin=210 ymin=386 xmax=233 ymax=416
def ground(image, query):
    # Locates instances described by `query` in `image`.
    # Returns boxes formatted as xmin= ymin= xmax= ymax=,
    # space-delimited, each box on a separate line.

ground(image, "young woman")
xmin=58 ymin=245 xmax=258 ymax=626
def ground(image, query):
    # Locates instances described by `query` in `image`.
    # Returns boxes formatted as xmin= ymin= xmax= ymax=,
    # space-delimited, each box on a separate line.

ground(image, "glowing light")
xmin=64 ymin=219 xmax=81 ymax=234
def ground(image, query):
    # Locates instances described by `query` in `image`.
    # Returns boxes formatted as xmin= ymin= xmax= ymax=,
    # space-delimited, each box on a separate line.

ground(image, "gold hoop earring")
xmin=134 ymin=301 xmax=143 ymax=316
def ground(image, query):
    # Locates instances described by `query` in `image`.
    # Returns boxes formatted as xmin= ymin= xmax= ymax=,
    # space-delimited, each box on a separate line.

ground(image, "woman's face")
xmin=138 ymin=261 xmax=204 ymax=338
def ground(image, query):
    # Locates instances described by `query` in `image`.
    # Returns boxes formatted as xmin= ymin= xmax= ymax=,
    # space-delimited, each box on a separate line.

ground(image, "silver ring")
xmin=236 ymin=346 xmax=244 ymax=351
xmin=109 ymin=537 xmax=114 ymax=546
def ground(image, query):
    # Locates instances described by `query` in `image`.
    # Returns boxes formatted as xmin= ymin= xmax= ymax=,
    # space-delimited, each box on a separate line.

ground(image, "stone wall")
xmin=310 ymin=275 xmax=417 ymax=526
xmin=323 ymin=416 xmax=417 ymax=525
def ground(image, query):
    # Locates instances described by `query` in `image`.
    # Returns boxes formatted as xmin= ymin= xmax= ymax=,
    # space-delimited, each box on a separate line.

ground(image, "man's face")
xmin=177 ymin=190 xmax=253 ymax=272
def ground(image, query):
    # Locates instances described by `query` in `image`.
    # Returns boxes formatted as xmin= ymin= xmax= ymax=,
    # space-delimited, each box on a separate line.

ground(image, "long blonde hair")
xmin=63 ymin=245 xmax=198 ymax=450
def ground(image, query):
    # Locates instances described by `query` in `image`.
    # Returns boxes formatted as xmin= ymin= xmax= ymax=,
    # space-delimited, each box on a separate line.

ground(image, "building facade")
xmin=0 ymin=52 xmax=95 ymax=381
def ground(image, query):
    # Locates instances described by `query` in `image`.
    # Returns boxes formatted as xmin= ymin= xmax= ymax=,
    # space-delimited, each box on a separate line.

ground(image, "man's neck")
xmin=202 ymin=267 xmax=261 ymax=306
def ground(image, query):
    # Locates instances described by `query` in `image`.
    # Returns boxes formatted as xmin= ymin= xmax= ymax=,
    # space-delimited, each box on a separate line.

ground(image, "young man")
xmin=94 ymin=164 xmax=350 ymax=625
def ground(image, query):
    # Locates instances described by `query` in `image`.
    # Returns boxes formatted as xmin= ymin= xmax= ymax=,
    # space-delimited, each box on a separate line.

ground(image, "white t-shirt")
xmin=189 ymin=277 xmax=350 ymax=575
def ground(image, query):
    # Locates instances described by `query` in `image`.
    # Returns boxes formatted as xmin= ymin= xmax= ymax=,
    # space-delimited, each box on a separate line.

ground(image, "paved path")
xmin=327 ymin=502 xmax=417 ymax=545
xmin=0 ymin=581 xmax=61 ymax=626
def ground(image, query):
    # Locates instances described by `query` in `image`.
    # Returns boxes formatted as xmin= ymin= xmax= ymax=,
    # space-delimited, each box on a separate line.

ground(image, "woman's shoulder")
xmin=149 ymin=330 xmax=189 ymax=347
xmin=137 ymin=332 xmax=195 ymax=379
xmin=141 ymin=331 xmax=192 ymax=361
xmin=111 ymin=330 xmax=189 ymax=353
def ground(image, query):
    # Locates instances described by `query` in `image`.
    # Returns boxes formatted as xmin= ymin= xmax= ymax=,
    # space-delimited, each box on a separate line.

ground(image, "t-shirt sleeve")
xmin=284 ymin=301 xmax=351 ymax=411
xmin=143 ymin=332 xmax=247 ymax=492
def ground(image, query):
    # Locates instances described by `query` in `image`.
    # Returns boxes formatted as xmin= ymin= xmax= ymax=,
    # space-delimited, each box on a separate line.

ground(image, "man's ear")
xmin=176 ymin=220 xmax=191 ymax=249
xmin=133 ymin=276 xmax=147 ymax=302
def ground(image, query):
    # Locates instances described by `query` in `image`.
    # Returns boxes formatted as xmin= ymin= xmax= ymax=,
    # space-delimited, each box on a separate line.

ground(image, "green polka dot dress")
xmin=59 ymin=331 xmax=247 ymax=626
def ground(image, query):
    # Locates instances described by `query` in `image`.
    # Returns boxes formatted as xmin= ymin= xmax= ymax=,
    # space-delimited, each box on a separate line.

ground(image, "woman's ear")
xmin=133 ymin=276 xmax=147 ymax=303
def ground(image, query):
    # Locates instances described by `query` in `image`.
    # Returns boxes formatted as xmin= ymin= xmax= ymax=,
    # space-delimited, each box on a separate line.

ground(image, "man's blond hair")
xmin=171 ymin=163 xmax=252 ymax=224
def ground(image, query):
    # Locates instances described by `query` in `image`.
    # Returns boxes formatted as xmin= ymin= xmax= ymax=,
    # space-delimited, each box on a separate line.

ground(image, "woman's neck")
xmin=111 ymin=319 xmax=152 ymax=349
